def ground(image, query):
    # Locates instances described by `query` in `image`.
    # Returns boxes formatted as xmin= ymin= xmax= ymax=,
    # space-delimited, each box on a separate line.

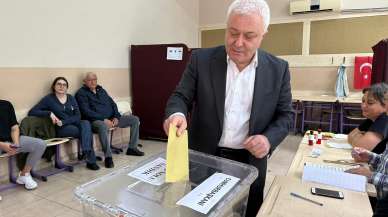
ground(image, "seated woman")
xmin=29 ymin=77 xmax=99 ymax=170
xmin=348 ymin=83 xmax=388 ymax=154
xmin=347 ymin=83 xmax=388 ymax=217
xmin=0 ymin=99 xmax=46 ymax=190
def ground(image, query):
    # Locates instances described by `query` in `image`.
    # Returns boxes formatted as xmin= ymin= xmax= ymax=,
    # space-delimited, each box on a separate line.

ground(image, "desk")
xmin=257 ymin=176 xmax=372 ymax=217
xmin=257 ymin=134 xmax=374 ymax=217
xmin=287 ymin=135 xmax=376 ymax=196
xmin=292 ymin=90 xmax=362 ymax=103
xmin=292 ymin=90 xmax=338 ymax=102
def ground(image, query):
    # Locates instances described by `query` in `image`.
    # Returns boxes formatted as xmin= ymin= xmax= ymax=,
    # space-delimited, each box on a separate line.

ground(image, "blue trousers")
xmin=56 ymin=120 xmax=96 ymax=163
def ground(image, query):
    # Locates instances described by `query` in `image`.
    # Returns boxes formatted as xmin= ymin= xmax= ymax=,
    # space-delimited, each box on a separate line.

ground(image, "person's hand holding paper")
xmin=165 ymin=124 xmax=189 ymax=182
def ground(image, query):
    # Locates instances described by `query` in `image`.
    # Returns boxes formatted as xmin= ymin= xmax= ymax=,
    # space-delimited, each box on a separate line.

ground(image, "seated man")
xmin=0 ymin=100 xmax=46 ymax=190
xmin=348 ymin=83 xmax=388 ymax=154
xmin=75 ymin=72 xmax=144 ymax=168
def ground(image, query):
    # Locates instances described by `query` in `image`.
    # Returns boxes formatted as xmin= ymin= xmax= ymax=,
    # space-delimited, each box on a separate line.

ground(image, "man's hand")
xmin=351 ymin=147 xmax=371 ymax=163
xmin=104 ymin=119 xmax=114 ymax=128
xmin=0 ymin=142 xmax=18 ymax=156
xmin=163 ymin=115 xmax=187 ymax=137
xmin=345 ymin=166 xmax=373 ymax=179
xmin=112 ymin=118 xmax=119 ymax=127
xmin=243 ymin=135 xmax=271 ymax=159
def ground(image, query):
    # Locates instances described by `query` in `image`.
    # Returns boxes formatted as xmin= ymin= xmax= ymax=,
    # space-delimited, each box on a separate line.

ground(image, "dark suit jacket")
xmin=165 ymin=46 xmax=293 ymax=156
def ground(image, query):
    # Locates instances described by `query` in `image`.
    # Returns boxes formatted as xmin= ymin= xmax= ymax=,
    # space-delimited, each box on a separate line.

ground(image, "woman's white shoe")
xmin=16 ymin=173 xmax=38 ymax=190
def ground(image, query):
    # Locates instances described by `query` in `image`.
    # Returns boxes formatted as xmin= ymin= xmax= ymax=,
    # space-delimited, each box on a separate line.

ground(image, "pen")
xmin=290 ymin=192 xmax=323 ymax=206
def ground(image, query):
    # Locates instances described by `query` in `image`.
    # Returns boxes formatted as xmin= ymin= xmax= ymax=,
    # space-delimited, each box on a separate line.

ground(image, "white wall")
xmin=0 ymin=0 xmax=199 ymax=68
xmin=199 ymin=0 xmax=388 ymax=27
xmin=199 ymin=0 xmax=303 ymax=27
xmin=342 ymin=0 xmax=388 ymax=10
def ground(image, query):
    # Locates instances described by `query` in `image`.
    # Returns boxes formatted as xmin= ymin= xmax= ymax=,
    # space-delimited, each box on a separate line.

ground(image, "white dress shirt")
xmin=218 ymin=52 xmax=258 ymax=149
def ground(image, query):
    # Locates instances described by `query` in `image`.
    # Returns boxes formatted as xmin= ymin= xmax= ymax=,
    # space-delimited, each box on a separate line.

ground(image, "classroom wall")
xmin=199 ymin=0 xmax=386 ymax=26
xmin=199 ymin=0 xmax=387 ymax=93
xmin=0 ymin=0 xmax=199 ymax=111
xmin=290 ymin=66 xmax=354 ymax=92
xmin=0 ymin=68 xmax=129 ymax=112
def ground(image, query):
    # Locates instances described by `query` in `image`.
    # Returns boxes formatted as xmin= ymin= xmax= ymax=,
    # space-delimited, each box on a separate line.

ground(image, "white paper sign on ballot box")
xmin=128 ymin=157 xmax=166 ymax=186
xmin=177 ymin=173 xmax=240 ymax=214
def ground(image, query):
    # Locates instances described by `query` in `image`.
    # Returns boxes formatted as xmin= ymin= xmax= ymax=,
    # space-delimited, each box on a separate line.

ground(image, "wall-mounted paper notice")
xmin=177 ymin=173 xmax=240 ymax=214
xmin=167 ymin=47 xmax=183 ymax=60
xmin=128 ymin=158 xmax=166 ymax=186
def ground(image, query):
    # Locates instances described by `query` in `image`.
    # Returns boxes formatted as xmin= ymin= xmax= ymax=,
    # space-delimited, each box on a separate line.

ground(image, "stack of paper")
xmin=302 ymin=163 xmax=366 ymax=192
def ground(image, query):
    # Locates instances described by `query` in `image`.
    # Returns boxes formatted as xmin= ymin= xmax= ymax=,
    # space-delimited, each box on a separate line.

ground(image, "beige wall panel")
xmin=310 ymin=15 xmax=388 ymax=54
xmin=201 ymin=29 xmax=226 ymax=48
xmin=261 ymin=22 xmax=303 ymax=55
xmin=290 ymin=66 xmax=356 ymax=92
xmin=201 ymin=22 xmax=303 ymax=56
xmin=0 ymin=68 xmax=130 ymax=112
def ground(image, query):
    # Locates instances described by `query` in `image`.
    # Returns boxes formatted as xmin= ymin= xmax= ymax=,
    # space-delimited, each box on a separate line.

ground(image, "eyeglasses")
xmin=86 ymin=79 xmax=97 ymax=82
xmin=56 ymin=82 xmax=68 ymax=87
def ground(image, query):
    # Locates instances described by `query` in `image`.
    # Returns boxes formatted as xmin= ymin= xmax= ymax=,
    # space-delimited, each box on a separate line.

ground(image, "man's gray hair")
xmin=84 ymin=71 xmax=97 ymax=80
xmin=227 ymin=0 xmax=270 ymax=32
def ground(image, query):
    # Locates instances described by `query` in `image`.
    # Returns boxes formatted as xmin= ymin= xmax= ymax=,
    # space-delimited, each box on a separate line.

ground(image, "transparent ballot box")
xmin=74 ymin=150 xmax=258 ymax=217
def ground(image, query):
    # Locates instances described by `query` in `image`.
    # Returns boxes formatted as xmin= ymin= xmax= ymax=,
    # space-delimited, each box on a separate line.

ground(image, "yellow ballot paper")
xmin=165 ymin=124 xmax=189 ymax=182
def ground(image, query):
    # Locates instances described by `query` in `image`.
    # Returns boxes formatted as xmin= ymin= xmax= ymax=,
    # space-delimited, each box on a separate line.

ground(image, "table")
xmin=257 ymin=176 xmax=372 ymax=217
xmin=292 ymin=90 xmax=362 ymax=103
xmin=257 ymin=134 xmax=374 ymax=217
xmin=287 ymin=134 xmax=376 ymax=196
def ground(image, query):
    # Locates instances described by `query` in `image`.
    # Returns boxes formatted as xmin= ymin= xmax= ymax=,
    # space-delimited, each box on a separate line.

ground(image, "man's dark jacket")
xmin=75 ymin=85 xmax=121 ymax=121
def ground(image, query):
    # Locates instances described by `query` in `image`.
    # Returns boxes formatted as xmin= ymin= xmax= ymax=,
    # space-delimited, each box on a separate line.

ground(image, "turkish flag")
xmin=354 ymin=56 xmax=373 ymax=89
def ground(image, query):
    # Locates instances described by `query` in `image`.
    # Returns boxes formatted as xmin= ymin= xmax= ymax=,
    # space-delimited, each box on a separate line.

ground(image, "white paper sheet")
xmin=302 ymin=163 xmax=366 ymax=192
xmin=176 ymin=173 xmax=240 ymax=214
xmin=127 ymin=158 xmax=166 ymax=186
xmin=310 ymin=147 xmax=322 ymax=158
xmin=326 ymin=141 xmax=353 ymax=149
xmin=334 ymin=134 xmax=348 ymax=140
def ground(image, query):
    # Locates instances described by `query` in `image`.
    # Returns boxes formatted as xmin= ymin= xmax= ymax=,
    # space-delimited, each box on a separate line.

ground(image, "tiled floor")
xmin=0 ymin=135 xmax=302 ymax=217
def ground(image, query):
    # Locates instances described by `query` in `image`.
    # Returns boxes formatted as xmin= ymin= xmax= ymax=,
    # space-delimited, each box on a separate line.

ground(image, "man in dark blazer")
xmin=164 ymin=0 xmax=292 ymax=216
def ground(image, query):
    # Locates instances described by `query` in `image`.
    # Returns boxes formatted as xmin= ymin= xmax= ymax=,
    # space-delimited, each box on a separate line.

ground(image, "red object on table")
xmin=308 ymin=130 xmax=314 ymax=146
